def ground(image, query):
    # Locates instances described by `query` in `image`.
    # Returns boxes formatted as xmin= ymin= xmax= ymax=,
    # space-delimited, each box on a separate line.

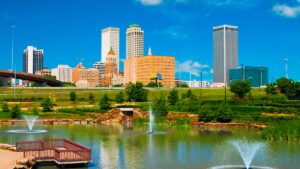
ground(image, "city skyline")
xmin=0 ymin=0 xmax=300 ymax=82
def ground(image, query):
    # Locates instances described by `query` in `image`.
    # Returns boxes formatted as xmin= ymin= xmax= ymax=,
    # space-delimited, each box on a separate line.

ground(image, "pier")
xmin=16 ymin=139 xmax=91 ymax=165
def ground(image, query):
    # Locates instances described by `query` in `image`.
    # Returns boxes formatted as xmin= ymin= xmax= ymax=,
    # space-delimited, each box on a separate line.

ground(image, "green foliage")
xmin=174 ymin=100 xmax=200 ymax=113
xmin=112 ymin=84 xmax=122 ymax=87
xmin=44 ymin=74 xmax=56 ymax=80
xmin=266 ymin=95 xmax=287 ymax=102
xmin=41 ymin=97 xmax=55 ymax=112
xmin=262 ymin=120 xmax=300 ymax=141
xmin=0 ymin=80 xmax=3 ymax=87
xmin=10 ymin=104 xmax=21 ymax=118
xmin=32 ymin=106 xmax=39 ymax=116
xmin=153 ymin=93 xmax=168 ymax=117
xmin=125 ymin=82 xmax=148 ymax=102
xmin=63 ymin=82 xmax=76 ymax=87
xmin=276 ymin=77 xmax=294 ymax=94
xmin=168 ymin=89 xmax=179 ymax=105
xmin=146 ymin=82 xmax=163 ymax=88
xmin=2 ymin=102 xmax=9 ymax=112
xmin=176 ymin=83 xmax=189 ymax=88
xmin=89 ymin=93 xmax=95 ymax=103
xmin=229 ymin=81 xmax=251 ymax=99
xmin=115 ymin=91 xmax=125 ymax=103
xmin=182 ymin=89 xmax=197 ymax=100
xmin=216 ymin=102 xmax=233 ymax=123
xmin=173 ymin=117 xmax=192 ymax=125
xmin=99 ymin=94 xmax=111 ymax=109
xmin=265 ymin=83 xmax=278 ymax=95
xmin=198 ymin=105 xmax=215 ymax=122
xmin=69 ymin=92 xmax=77 ymax=102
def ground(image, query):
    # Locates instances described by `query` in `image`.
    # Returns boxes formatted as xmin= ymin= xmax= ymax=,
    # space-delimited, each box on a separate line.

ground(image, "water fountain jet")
xmin=148 ymin=106 xmax=154 ymax=134
xmin=6 ymin=115 xmax=47 ymax=134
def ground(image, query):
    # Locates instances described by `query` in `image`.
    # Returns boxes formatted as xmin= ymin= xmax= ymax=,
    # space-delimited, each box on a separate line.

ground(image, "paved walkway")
xmin=0 ymin=149 xmax=23 ymax=169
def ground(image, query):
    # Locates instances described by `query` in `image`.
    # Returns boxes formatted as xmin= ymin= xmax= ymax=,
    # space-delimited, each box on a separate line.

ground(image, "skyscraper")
xmin=101 ymin=27 xmax=120 ymax=69
xmin=213 ymin=25 xmax=238 ymax=85
xmin=126 ymin=23 xmax=144 ymax=59
xmin=23 ymin=46 xmax=44 ymax=74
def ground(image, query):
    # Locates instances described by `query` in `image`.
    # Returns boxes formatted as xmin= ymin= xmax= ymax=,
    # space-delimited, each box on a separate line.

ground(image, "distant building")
xmin=186 ymin=80 xmax=211 ymax=88
xmin=23 ymin=46 xmax=44 ymax=74
xmin=101 ymin=48 xmax=119 ymax=87
xmin=101 ymin=27 xmax=120 ymax=70
xmin=51 ymin=65 xmax=72 ymax=82
xmin=35 ymin=68 xmax=51 ymax=76
xmin=229 ymin=66 xmax=269 ymax=87
xmin=112 ymin=72 xmax=124 ymax=86
xmin=124 ymin=54 xmax=175 ymax=88
xmin=72 ymin=63 xmax=99 ymax=87
xmin=126 ymin=23 xmax=144 ymax=59
xmin=213 ymin=25 xmax=238 ymax=85
xmin=93 ymin=61 xmax=106 ymax=85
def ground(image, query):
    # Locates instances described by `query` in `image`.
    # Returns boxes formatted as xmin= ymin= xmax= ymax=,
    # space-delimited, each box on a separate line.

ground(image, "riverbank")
xmin=0 ymin=149 xmax=23 ymax=169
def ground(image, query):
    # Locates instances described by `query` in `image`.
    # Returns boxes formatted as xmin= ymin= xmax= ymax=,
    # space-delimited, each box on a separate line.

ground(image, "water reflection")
xmin=0 ymin=124 xmax=299 ymax=169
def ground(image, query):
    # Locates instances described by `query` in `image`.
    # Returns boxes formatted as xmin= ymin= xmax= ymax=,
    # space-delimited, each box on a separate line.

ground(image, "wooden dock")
xmin=16 ymin=139 xmax=92 ymax=165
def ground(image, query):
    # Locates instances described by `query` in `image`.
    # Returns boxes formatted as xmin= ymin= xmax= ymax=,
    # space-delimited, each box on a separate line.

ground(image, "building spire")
xmin=148 ymin=47 xmax=152 ymax=55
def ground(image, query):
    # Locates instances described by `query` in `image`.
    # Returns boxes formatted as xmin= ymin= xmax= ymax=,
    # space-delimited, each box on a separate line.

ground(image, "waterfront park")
xmin=0 ymin=78 xmax=300 ymax=169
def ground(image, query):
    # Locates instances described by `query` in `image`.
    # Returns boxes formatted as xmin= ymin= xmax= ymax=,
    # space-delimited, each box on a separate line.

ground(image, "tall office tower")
xmin=126 ymin=23 xmax=144 ymax=59
xmin=213 ymin=25 xmax=238 ymax=85
xmin=51 ymin=65 xmax=73 ymax=82
xmin=101 ymin=27 xmax=120 ymax=69
xmin=23 ymin=46 xmax=44 ymax=74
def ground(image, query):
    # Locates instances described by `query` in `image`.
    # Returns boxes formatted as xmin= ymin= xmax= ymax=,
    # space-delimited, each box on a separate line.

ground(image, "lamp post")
xmin=11 ymin=25 xmax=16 ymax=100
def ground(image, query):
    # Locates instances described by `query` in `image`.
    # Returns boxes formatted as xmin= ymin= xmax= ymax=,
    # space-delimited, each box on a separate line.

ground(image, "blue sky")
xmin=0 ymin=0 xmax=299 ymax=82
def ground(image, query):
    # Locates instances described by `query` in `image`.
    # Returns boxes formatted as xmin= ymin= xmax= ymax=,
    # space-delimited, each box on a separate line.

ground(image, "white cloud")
xmin=153 ymin=26 xmax=189 ymax=39
xmin=137 ymin=0 xmax=163 ymax=5
xmin=272 ymin=4 xmax=300 ymax=18
xmin=176 ymin=60 xmax=210 ymax=77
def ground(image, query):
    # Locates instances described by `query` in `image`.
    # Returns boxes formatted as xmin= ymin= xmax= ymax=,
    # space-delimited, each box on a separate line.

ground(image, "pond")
xmin=0 ymin=124 xmax=299 ymax=169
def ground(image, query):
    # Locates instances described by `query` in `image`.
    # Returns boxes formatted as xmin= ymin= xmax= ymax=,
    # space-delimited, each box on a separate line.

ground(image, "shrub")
xmin=265 ymin=83 xmax=278 ymax=95
xmin=125 ymin=82 xmax=148 ymax=102
xmin=10 ymin=104 xmax=21 ymax=118
xmin=32 ymin=106 xmax=39 ymax=116
xmin=115 ymin=91 xmax=125 ymax=103
xmin=173 ymin=117 xmax=192 ymax=125
xmin=99 ymin=94 xmax=111 ymax=109
xmin=168 ymin=89 xmax=179 ymax=105
xmin=198 ymin=105 xmax=215 ymax=122
xmin=216 ymin=103 xmax=233 ymax=123
xmin=146 ymin=82 xmax=163 ymax=88
xmin=69 ymin=92 xmax=77 ymax=102
xmin=41 ymin=97 xmax=55 ymax=112
xmin=89 ymin=93 xmax=95 ymax=103
xmin=276 ymin=77 xmax=294 ymax=94
xmin=229 ymin=81 xmax=251 ymax=99
xmin=174 ymin=100 xmax=200 ymax=113
xmin=153 ymin=93 xmax=168 ymax=117
xmin=182 ymin=89 xmax=197 ymax=100
xmin=2 ymin=102 xmax=9 ymax=112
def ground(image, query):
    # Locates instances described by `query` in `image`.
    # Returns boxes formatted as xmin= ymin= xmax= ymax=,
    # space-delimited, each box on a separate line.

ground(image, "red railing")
xmin=16 ymin=139 xmax=91 ymax=163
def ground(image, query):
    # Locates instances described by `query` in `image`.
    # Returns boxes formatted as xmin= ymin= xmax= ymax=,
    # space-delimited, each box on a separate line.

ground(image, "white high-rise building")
xmin=101 ymin=27 xmax=120 ymax=70
xmin=51 ymin=65 xmax=72 ymax=82
xmin=126 ymin=23 xmax=144 ymax=59
xmin=23 ymin=46 xmax=44 ymax=74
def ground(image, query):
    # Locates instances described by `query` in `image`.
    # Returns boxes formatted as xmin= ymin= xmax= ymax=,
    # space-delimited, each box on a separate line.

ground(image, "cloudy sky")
xmin=0 ymin=0 xmax=299 ymax=82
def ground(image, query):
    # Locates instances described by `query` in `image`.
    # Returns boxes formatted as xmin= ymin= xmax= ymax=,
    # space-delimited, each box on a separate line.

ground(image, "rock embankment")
xmin=14 ymin=157 xmax=36 ymax=169
xmin=0 ymin=143 xmax=16 ymax=151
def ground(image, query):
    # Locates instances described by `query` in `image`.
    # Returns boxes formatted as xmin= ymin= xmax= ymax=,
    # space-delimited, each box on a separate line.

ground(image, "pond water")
xmin=0 ymin=124 xmax=299 ymax=169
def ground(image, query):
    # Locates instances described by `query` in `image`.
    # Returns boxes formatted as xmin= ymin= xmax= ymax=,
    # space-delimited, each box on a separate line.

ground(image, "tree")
xmin=63 ymin=82 xmax=76 ymax=87
xmin=115 ymin=91 xmax=125 ymax=103
xmin=32 ymin=106 xmax=39 ymax=116
xmin=44 ymin=74 xmax=56 ymax=80
xmin=265 ymin=83 xmax=278 ymax=95
xmin=125 ymin=82 xmax=148 ymax=102
xmin=216 ymin=103 xmax=233 ymax=123
xmin=10 ymin=105 xmax=21 ymax=118
xmin=198 ymin=105 xmax=215 ymax=122
xmin=2 ymin=102 xmax=9 ymax=112
xmin=69 ymin=92 xmax=77 ymax=102
xmin=182 ymin=89 xmax=197 ymax=100
xmin=229 ymin=81 xmax=251 ymax=99
xmin=276 ymin=77 xmax=294 ymax=94
xmin=99 ymin=94 xmax=111 ymax=109
xmin=168 ymin=89 xmax=179 ymax=105
xmin=41 ymin=97 xmax=55 ymax=112
xmin=153 ymin=93 xmax=168 ymax=117
xmin=0 ymin=80 xmax=3 ymax=87
xmin=89 ymin=93 xmax=95 ymax=104
xmin=146 ymin=82 xmax=163 ymax=88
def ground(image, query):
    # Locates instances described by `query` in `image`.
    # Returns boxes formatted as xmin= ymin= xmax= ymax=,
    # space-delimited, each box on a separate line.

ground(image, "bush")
xmin=115 ymin=91 xmax=125 ymax=103
xmin=99 ymin=94 xmax=111 ymax=109
xmin=89 ymin=93 xmax=95 ymax=103
xmin=182 ymin=89 xmax=197 ymax=100
xmin=153 ymin=93 xmax=168 ymax=117
xmin=2 ymin=102 xmax=9 ymax=112
xmin=32 ymin=106 xmax=39 ymax=116
xmin=174 ymin=100 xmax=201 ymax=113
xmin=41 ymin=97 xmax=55 ymax=112
xmin=173 ymin=117 xmax=192 ymax=125
xmin=125 ymin=82 xmax=148 ymax=102
xmin=216 ymin=103 xmax=233 ymax=123
xmin=229 ymin=81 xmax=251 ymax=99
xmin=168 ymin=89 xmax=179 ymax=105
xmin=10 ymin=105 xmax=21 ymax=118
xmin=70 ymin=92 xmax=77 ymax=102
xmin=198 ymin=105 xmax=215 ymax=122
xmin=265 ymin=83 xmax=278 ymax=95
xmin=146 ymin=82 xmax=163 ymax=88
